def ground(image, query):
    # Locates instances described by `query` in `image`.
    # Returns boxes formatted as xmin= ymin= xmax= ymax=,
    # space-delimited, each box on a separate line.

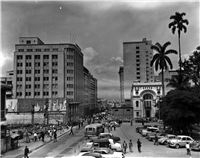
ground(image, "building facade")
xmin=123 ymin=38 xmax=154 ymax=99
xmin=118 ymin=66 xmax=124 ymax=103
xmin=13 ymin=37 xmax=84 ymax=122
xmin=131 ymin=82 xmax=162 ymax=119
xmin=0 ymin=70 xmax=14 ymax=99
xmin=82 ymin=67 xmax=97 ymax=117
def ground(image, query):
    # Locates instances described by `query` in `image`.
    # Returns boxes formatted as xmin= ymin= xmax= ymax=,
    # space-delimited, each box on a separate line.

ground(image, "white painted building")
xmin=131 ymin=82 xmax=162 ymax=118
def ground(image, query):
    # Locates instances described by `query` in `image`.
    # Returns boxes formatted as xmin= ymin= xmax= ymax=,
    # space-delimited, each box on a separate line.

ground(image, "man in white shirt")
xmin=185 ymin=142 xmax=191 ymax=155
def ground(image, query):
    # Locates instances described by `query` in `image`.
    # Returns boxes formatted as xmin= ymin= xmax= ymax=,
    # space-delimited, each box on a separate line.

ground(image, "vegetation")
xmin=150 ymin=41 xmax=177 ymax=96
xmin=160 ymin=88 xmax=200 ymax=135
xmin=169 ymin=12 xmax=189 ymax=71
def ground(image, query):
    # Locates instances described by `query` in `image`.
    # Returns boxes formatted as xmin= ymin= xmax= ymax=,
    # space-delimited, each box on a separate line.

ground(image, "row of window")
xmin=18 ymin=49 xmax=59 ymax=52
xmin=67 ymin=55 xmax=74 ymax=60
xmin=17 ymin=76 xmax=58 ymax=81
xmin=16 ymin=91 xmax=74 ymax=96
xmin=17 ymin=55 xmax=58 ymax=60
xmin=17 ymin=62 xmax=59 ymax=68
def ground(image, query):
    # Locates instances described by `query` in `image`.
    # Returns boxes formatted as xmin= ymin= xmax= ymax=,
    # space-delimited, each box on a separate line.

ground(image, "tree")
xmin=182 ymin=46 xmax=200 ymax=85
xmin=161 ymin=90 xmax=200 ymax=135
xmin=169 ymin=12 xmax=189 ymax=72
xmin=166 ymin=73 xmax=190 ymax=90
xmin=151 ymin=41 xmax=178 ymax=96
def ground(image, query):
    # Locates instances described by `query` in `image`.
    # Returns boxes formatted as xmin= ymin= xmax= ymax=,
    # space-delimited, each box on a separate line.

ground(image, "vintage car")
xmin=141 ymin=127 xmax=159 ymax=137
xmin=90 ymin=133 xmax=120 ymax=142
xmin=93 ymin=147 xmax=125 ymax=158
xmin=168 ymin=135 xmax=194 ymax=148
xmin=86 ymin=138 xmax=122 ymax=152
xmin=191 ymin=141 xmax=200 ymax=151
xmin=158 ymin=134 xmax=176 ymax=145
xmin=148 ymin=133 xmax=166 ymax=141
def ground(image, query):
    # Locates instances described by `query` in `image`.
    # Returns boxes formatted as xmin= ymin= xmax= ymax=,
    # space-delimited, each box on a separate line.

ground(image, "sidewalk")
xmin=1 ymin=126 xmax=80 ymax=158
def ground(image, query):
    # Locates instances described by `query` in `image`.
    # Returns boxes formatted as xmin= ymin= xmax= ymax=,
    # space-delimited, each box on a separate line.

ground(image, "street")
xmin=28 ymin=122 xmax=200 ymax=158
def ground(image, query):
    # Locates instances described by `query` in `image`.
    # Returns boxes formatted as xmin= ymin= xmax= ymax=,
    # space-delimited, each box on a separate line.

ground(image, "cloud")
xmin=83 ymin=47 xmax=99 ymax=66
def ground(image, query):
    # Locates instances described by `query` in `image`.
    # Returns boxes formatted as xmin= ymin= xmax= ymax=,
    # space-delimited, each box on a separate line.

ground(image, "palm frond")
xmin=165 ymin=49 xmax=178 ymax=55
xmin=182 ymin=25 xmax=187 ymax=33
xmin=150 ymin=53 xmax=160 ymax=66
xmin=155 ymin=57 xmax=160 ymax=71
xmin=151 ymin=45 xmax=160 ymax=53
xmin=155 ymin=42 xmax=162 ymax=50
xmin=182 ymin=19 xmax=189 ymax=25
xmin=172 ymin=26 xmax=176 ymax=34
xmin=162 ymin=41 xmax=171 ymax=52
xmin=164 ymin=56 xmax=173 ymax=69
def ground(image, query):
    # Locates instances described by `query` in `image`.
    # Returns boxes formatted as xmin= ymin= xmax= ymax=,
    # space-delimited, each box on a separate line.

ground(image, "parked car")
xmin=90 ymin=133 xmax=120 ymax=142
xmin=191 ymin=141 xmax=200 ymax=151
xmin=78 ymin=152 xmax=103 ymax=158
xmin=158 ymin=134 xmax=176 ymax=145
xmin=168 ymin=135 xmax=194 ymax=148
xmin=93 ymin=147 xmax=125 ymax=158
xmin=141 ymin=127 xmax=159 ymax=137
xmin=138 ymin=125 xmax=152 ymax=134
xmin=87 ymin=138 xmax=122 ymax=152
xmin=148 ymin=133 xmax=166 ymax=141
xmin=135 ymin=118 xmax=144 ymax=123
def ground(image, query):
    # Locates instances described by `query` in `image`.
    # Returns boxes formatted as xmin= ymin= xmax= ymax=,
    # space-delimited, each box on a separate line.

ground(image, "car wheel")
xmin=175 ymin=144 xmax=180 ymax=149
xmin=164 ymin=141 xmax=168 ymax=145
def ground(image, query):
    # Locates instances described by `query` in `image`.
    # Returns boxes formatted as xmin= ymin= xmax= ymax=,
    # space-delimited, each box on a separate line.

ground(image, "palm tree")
xmin=169 ymin=12 xmax=189 ymax=71
xmin=151 ymin=41 xmax=178 ymax=96
xmin=166 ymin=73 xmax=190 ymax=90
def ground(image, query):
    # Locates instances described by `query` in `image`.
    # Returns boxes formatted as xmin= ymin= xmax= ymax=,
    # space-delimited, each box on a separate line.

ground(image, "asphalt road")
xmin=28 ymin=122 xmax=200 ymax=158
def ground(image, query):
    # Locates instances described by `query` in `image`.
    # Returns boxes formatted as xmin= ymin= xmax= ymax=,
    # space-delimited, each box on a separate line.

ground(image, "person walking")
xmin=137 ymin=139 xmax=142 ymax=153
xmin=129 ymin=139 xmax=133 ymax=153
xmin=69 ymin=125 xmax=74 ymax=135
xmin=154 ymin=134 xmax=158 ymax=145
xmin=53 ymin=130 xmax=57 ymax=142
xmin=186 ymin=142 xmax=191 ymax=155
xmin=122 ymin=140 xmax=127 ymax=154
xmin=33 ymin=132 xmax=37 ymax=142
xmin=24 ymin=146 xmax=29 ymax=158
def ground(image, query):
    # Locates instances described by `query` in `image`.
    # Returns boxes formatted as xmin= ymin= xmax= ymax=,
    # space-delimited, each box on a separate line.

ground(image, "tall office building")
xmin=123 ymin=38 xmax=154 ymax=99
xmin=118 ymin=66 xmax=124 ymax=103
xmin=83 ymin=67 xmax=97 ymax=117
xmin=13 ymin=37 xmax=84 ymax=121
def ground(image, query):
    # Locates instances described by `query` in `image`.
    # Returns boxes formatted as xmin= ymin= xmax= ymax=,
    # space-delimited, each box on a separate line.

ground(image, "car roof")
xmin=176 ymin=135 xmax=192 ymax=138
xmin=93 ymin=138 xmax=109 ymax=143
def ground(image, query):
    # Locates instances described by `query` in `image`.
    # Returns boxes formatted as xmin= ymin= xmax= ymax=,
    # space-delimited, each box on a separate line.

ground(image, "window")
xmin=53 ymin=48 xmax=58 ymax=51
xmin=18 ymin=49 xmax=24 ymax=52
xmin=67 ymin=62 xmax=73 ymax=66
xmin=137 ymin=68 xmax=140 ymax=71
xmin=52 ymin=55 xmax=58 ymax=59
xmin=44 ymin=62 xmax=49 ymax=66
xmin=44 ymin=55 xmax=49 ymax=59
xmin=137 ymin=76 xmax=140 ymax=79
xmin=136 ymin=59 xmax=140 ymax=62
xmin=67 ymin=91 xmax=73 ymax=95
xmin=26 ymin=40 xmax=31 ymax=44
xmin=115 ymin=109 xmax=118 ymax=111
xmin=67 ymin=84 xmax=74 ymax=88
xmin=44 ymin=49 xmax=50 ymax=52
xmin=136 ymin=46 xmax=139 ymax=49
xmin=136 ymin=55 xmax=140 ymax=58
xmin=136 ymin=101 xmax=139 ymax=107
xmin=36 ymin=49 xmax=41 ymax=52
xmin=52 ymin=69 xmax=58 ymax=74
xmin=17 ymin=55 xmax=23 ymax=60
xmin=52 ymin=62 xmax=58 ymax=66
xmin=136 ymin=51 xmax=139 ymax=54
xmin=26 ymin=55 xmax=31 ymax=59
xmin=67 ymin=55 xmax=73 ymax=60
xmin=44 ymin=77 xmax=49 ymax=81
xmin=136 ymin=112 xmax=139 ymax=116
xmin=27 ymin=49 xmax=32 ymax=52
xmin=137 ymin=72 xmax=140 ymax=75
xmin=67 ymin=69 xmax=73 ymax=74
xmin=35 ymin=55 xmax=40 ymax=59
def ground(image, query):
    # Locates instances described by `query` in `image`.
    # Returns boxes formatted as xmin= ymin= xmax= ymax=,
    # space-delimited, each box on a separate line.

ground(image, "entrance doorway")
xmin=146 ymin=110 xmax=150 ymax=117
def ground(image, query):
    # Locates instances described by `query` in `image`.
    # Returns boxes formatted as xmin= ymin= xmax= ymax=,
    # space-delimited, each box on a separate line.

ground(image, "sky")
xmin=1 ymin=0 xmax=199 ymax=100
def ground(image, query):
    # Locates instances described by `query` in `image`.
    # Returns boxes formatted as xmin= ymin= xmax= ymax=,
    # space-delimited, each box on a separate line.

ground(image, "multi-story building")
xmin=118 ymin=66 xmax=124 ymax=103
xmin=13 ymin=37 xmax=84 ymax=122
xmin=0 ymin=70 xmax=14 ymax=99
xmin=83 ymin=67 xmax=97 ymax=117
xmin=123 ymin=38 xmax=154 ymax=99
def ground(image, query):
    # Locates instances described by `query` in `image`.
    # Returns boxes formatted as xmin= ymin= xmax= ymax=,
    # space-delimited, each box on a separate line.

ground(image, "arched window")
xmin=143 ymin=94 xmax=153 ymax=108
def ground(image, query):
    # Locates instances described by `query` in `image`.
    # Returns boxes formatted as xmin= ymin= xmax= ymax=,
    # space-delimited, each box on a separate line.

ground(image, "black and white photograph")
xmin=1 ymin=0 xmax=200 ymax=158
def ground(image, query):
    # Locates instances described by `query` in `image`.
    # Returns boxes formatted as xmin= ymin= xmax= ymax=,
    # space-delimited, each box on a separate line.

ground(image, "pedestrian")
xmin=33 ymin=132 xmax=37 ymax=142
xmin=69 ymin=125 xmax=74 ymax=135
xmin=53 ymin=131 xmax=57 ymax=142
xmin=130 ymin=119 xmax=133 ymax=126
xmin=24 ymin=146 xmax=29 ymax=158
xmin=129 ymin=139 xmax=133 ymax=153
xmin=137 ymin=139 xmax=142 ymax=153
xmin=122 ymin=140 xmax=127 ymax=154
xmin=25 ymin=131 xmax=30 ymax=143
xmin=154 ymin=134 xmax=158 ymax=145
xmin=41 ymin=131 xmax=45 ymax=142
xmin=186 ymin=142 xmax=191 ymax=155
